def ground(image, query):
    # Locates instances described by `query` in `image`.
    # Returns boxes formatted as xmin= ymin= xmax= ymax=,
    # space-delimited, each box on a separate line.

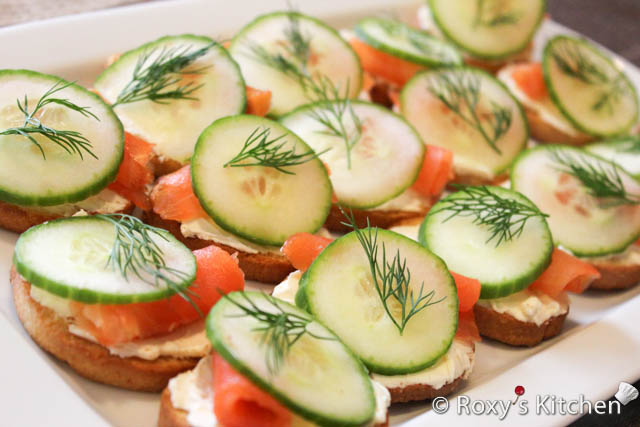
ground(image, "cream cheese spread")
xmin=22 ymin=188 xmax=130 ymax=217
xmin=477 ymin=288 xmax=569 ymax=326
xmin=373 ymin=188 xmax=430 ymax=212
xmin=168 ymin=356 xmax=391 ymax=427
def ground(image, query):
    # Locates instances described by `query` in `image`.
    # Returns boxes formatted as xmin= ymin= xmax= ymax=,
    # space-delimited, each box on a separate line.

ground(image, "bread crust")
xmin=144 ymin=211 xmax=294 ymax=284
xmin=158 ymin=385 xmax=390 ymax=427
xmin=324 ymin=203 xmax=432 ymax=233
xmin=151 ymin=154 xmax=184 ymax=177
xmin=11 ymin=267 xmax=199 ymax=392
xmin=386 ymin=371 xmax=466 ymax=404
xmin=588 ymin=259 xmax=640 ymax=290
xmin=525 ymin=107 xmax=594 ymax=146
xmin=464 ymin=43 xmax=533 ymax=74
xmin=474 ymin=303 xmax=567 ymax=346
xmin=0 ymin=199 xmax=134 ymax=234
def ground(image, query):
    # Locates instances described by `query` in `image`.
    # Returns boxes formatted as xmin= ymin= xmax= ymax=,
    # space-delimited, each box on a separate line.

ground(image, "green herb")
xmin=549 ymin=40 xmax=628 ymax=114
xmin=224 ymin=126 xmax=326 ymax=174
xmin=97 ymin=214 xmax=197 ymax=309
xmin=341 ymin=208 xmax=445 ymax=335
xmin=0 ymin=80 xmax=99 ymax=160
xmin=432 ymin=186 xmax=549 ymax=247
xmin=426 ymin=70 xmax=512 ymax=154
xmin=473 ymin=0 xmax=520 ymax=28
xmin=617 ymin=138 xmax=640 ymax=153
xmin=112 ymin=42 xmax=215 ymax=107
xmin=246 ymin=13 xmax=362 ymax=168
xmin=549 ymin=148 xmax=640 ymax=207
xmin=222 ymin=291 xmax=334 ymax=375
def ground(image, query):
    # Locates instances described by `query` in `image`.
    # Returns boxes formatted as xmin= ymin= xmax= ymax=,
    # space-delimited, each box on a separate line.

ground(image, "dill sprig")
xmin=473 ymin=0 xmax=520 ymax=28
xmin=426 ymin=70 xmax=512 ymax=154
xmin=97 ymin=214 xmax=197 ymax=308
xmin=246 ymin=13 xmax=362 ymax=168
xmin=341 ymin=209 xmax=445 ymax=335
xmin=549 ymin=148 xmax=640 ymax=207
xmin=617 ymin=138 xmax=640 ymax=153
xmin=432 ymin=186 xmax=549 ymax=247
xmin=0 ymin=80 xmax=98 ymax=160
xmin=222 ymin=292 xmax=334 ymax=375
xmin=549 ymin=40 xmax=628 ymax=113
xmin=112 ymin=42 xmax=215 ymax=107
xmin=224 ymin=126 xmax=325 ymax=174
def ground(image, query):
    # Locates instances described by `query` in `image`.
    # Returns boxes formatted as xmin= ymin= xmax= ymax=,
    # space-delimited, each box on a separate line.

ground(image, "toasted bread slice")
xmin=0 ymin=199 xmax=134 ymax=234
xmin=525 ymin=108 xmax=594 ymax=146
xmin=589 ymin=257 xmax=640 ymax=290
xmin=324 ymin=203 xmax=432 ymax=233
xmin=144 ymin=211 xmax=293 ymax=284
xmin=387 ymin=373 xmax=466 ymax=404
xmin=151 ymin=154 xmax=184 ymax=177
xmin=11 ymin=267 xmax=199 ymax=392
xmin=158 ymin=385 xmax=390 ymax=427
xmin=474 ymin=303 xmax=567 ymax=347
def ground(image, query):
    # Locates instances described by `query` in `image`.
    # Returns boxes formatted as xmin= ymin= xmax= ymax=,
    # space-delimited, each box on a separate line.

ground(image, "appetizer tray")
xmin=1 ymin=0 xmax=639 ymax=426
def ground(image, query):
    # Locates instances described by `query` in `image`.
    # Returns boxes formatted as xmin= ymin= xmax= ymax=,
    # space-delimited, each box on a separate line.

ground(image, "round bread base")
xmin=387 ymin=372 xmax=466 ymax=404
xmin=0 ymin=199 xmax=134 ymax=234
xmin=151 ymin=154 xmax=184 ymax=178
xmin=143 ymin=211 xmax=294 ymax=284
xmin=158 ymin=386 xmax=390 ymax=427
xmin=11 ymin=267 xmax=199 ymax=392
xmin=474 ymin=304 xmax=567 ymax=347
xmin=450 ymin=171 xmax=509 ymax=187
xmin=589 ymin=259 xmax=640 ymax=290
xmin=464 ymin=43 xmax=533 ymax=74
xmin=324 ymin=203 xmax=432 ymax=233
xmin=525 ymin=108 xmax=593 ymax=146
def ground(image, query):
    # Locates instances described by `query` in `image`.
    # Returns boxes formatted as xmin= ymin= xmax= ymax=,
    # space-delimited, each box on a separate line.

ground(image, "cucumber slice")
xmin=419 ymin=187 xmax=553 ymax=299
xmin=586 ymin=136 xmax=640 ymax=178
xmin=354 ymin=17 xmax=462 ymax=67
xmin=511 ymin=145 xmax=640 ymax=257
xmin=229 ymin=11 xmax=362 ymax=117
xmin=297 ymin=230 xmax=458 ymax=375
xmin=95 ymin=35 xmax=245 ymax=163
xmin=0 ymin=70 xmax=123 ymax=206
xmin=543 ymin=36 xmax=638 ymax=137
xmin=428 ymin=0 xmax=545 ymax=60
xmin=191 ymin=115 xmax=332 ymax=246
xmin=280 ymin=101 xmax=425 ymax=209
xmin=401 ymin=67 xmax=528 ymax=179
xmin=13 ymin=216 xmax=196 ymax=304
xmin=207 ymin=291 xmax=375 ymax=426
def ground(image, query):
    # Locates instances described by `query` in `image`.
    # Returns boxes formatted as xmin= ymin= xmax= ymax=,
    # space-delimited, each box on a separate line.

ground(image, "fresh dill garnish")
xmin=617 ymin=138 xmax=640 ymax=153
xmin=112 ymin=42 xmax=215 ymax=107
xmin=431 ymin=186 xmax=549 ymax=247
xmin=224 ymin=126 xmax=326 ymax=174
xmin=549 ymin=148 xmax=640 ymax=207
xmin=222 ymin=291 xmax=334 ymax=375
xmin=549 ymin=39 xmax=628 ymax=114
xmin=341 ymin=208 xmax=445 ymax=335
xmin=426 ymin=70 xmax=512 ymax=154
xmin=0 ymin=80 xmax=99 ymax=160
xmin=473 ymin=0 xmax=520 ymax=28
xmin=245 ymin=12 xmax=362 ymax=168
xmin=97 ymin=214 xmax=197 ymax=309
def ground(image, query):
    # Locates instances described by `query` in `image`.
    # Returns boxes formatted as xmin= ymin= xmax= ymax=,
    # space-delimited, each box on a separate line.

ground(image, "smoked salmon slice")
xmin=212 ymin=352 xmax=292 ymax=427
xmin=70 ymin=245 xmax=244 ymax=346
xmin=529 ymin=248 xmax=601 ymax=298
xmin=455 ymin=309 xmax=481 ymax=345
xmin=349 ymin=37 xmax=424 ymax=87
xmin=150 ymin=165 xmax=208 ymax=222
xmin=512 ymin=62 xmax=548 ymax=100
xmin=246 ymin=86 xmax=272 ymax=117
xmin=411 ymin=145 xmax=454 ymax=197
xmin=108 ymin=132 xmax=155 ymax=210
xmin=281 ymin=233 xmax=333 ymax=271
xmin=451 ymin=272 xmax=481 ymax=313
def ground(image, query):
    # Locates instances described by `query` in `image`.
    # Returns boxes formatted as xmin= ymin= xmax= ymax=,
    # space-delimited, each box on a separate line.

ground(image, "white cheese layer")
xmin=168 ymin=356 xmax=391 ymax=427
xmin=21 ymin=188 xmax=130 ymax=217
xmin=373 ymin=188 xmax=430 ymax=212
xmin=477 ymin=289 xmax=569 ymax=326
xmin=273 ymin=270 xmax=474 ymax=391
xmin=29 ymin=286 xmax=210 ymax=360
xmin=584 ymin=243 xmax=640 ymax=266
xmin=498 ymin=66 xmax=585 ymax=138
xmin=371 ymin=340 xmax=475 ymax=390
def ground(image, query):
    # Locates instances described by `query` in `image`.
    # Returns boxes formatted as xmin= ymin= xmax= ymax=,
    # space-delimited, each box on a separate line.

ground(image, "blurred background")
xmin=1 ymin=0 xmax=640 ymax=66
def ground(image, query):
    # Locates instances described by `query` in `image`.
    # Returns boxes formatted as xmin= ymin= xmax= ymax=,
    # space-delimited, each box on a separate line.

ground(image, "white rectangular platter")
xmin=1 ymin=1 xmax=639 ymax=426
